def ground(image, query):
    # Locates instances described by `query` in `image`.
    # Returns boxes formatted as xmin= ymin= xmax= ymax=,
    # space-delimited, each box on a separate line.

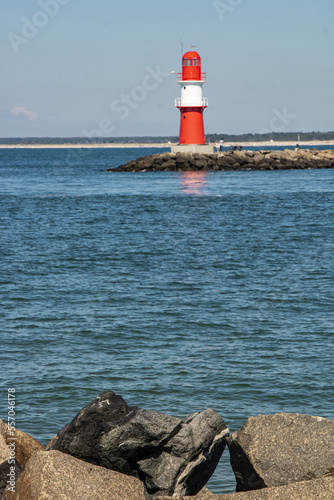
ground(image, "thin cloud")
xmin=11 ymin=106 xmax=38 ymax=121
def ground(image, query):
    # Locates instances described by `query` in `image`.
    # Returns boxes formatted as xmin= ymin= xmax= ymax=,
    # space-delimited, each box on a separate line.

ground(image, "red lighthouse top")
xmin=181 ymin=51 xmax=202 ymax=81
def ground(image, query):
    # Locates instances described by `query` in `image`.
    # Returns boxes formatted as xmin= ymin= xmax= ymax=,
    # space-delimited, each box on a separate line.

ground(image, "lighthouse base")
xmin=171 ymin=144 xmax=214 ymax=154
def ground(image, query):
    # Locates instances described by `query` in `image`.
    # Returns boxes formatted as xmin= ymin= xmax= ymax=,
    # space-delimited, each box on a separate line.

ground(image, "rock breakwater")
xmin=1 ymin=392 xmax=334 ymax=499
xmin=107 ymin=149 xmax=334 ymax=172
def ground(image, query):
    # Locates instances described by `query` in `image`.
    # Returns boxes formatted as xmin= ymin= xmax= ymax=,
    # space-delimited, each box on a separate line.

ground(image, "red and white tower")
xmin=175 ymin=51 xmax=208 ymax=145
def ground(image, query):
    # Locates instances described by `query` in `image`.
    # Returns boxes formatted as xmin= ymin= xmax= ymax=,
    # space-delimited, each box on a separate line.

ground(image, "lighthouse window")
xmin=183 ymin=58 xmax=187 ymax=66
xmin=193 ymin=58 xmax=197 ymax=66
xmin=188 ymin=59 xmax=192 ymax=66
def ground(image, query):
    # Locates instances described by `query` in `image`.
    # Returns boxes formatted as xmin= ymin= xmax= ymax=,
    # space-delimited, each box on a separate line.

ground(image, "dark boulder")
xmin=47 ymin=391 xmax=229 ymax=497
xmin=162 ymin=160 xmax=177 ymax=170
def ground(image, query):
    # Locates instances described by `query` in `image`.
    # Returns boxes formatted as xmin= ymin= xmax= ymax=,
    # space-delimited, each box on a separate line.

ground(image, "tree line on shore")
xmin=1 ymin=131 xmax=334 ymax=145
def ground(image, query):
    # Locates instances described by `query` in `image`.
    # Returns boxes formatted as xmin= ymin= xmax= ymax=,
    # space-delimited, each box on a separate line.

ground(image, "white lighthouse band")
xmin=175 ymin=82 xmax=208 ymax=108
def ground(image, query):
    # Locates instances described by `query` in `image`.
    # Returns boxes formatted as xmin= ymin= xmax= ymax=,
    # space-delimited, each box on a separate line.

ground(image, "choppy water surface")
xmin=1 ymin=148 xmax=333 ymax=494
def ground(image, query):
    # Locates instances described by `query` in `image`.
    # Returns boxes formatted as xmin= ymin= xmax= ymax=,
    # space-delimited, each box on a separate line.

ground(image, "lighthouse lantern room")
xmin=172 ymin=50 xmax=213 ymax=154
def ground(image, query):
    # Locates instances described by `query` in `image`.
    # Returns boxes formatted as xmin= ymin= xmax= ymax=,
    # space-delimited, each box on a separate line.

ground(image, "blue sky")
xmin=2 ymin=0 xmax=334 ymax=137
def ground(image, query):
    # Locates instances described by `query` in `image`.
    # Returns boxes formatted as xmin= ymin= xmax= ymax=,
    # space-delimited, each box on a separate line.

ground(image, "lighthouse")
xmin=172 ymin=50 xmax=213 ymax=154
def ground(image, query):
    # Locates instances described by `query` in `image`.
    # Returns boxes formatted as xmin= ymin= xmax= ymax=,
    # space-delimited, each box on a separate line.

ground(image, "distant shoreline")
xmin=1 ymin=140 xmax=334 ymax=149
xmin=0 ymin=143 xmax=171 ymax=149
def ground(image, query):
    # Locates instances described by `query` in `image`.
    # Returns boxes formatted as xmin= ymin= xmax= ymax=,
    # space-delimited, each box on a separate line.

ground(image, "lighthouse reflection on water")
xmin=179 ymin=171 xmax=208 ymax=195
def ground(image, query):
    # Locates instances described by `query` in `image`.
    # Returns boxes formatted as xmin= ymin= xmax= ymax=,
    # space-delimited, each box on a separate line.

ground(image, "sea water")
xmin=1 ymin=147 xmax=333 ymax=494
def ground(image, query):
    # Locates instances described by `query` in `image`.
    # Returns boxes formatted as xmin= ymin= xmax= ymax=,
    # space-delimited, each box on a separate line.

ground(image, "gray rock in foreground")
xmin=227 ymin=413 xmax=334 ymax=492
xmin=0 ymin=420 xmax=44 ymax=496
xmin=46 ymin=391 xmax=229 ymax=497
xmin=3 ymin=450 xmax=146 ymax=500
xmin=182 ymin=477 xmax=334 ymax=499
xmin=4 ymin=452 xmax=334 ymax=500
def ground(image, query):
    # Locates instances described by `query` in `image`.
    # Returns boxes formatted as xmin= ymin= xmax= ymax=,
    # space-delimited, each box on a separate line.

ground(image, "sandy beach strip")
xmin=224 ymin=140 xmax=334 ymax=148
xmin=0 ymin=141 xmax=334 ymax=149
